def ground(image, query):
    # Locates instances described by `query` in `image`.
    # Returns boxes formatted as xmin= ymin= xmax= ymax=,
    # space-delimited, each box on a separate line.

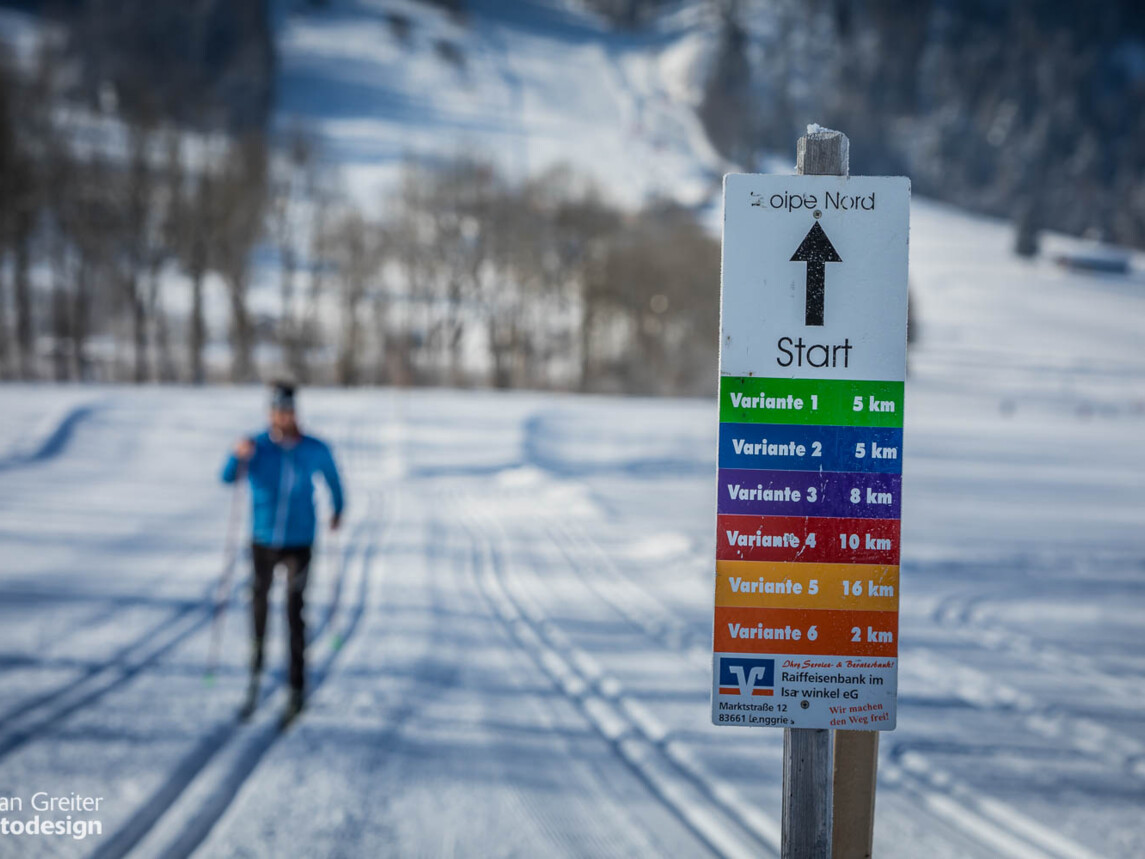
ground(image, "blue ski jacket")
xmin=221 ymin=431 xmax=345 ymax=548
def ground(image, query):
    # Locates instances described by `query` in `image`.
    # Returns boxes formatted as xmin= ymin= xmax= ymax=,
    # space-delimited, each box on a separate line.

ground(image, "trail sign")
xmin=720 ymin=176 xmax=909 ymax=383
xmin=711 ymin=171 xmax=909 ymax=732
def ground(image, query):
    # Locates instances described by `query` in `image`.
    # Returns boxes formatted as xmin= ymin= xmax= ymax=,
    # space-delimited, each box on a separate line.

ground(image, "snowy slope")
xmin=0 ymin=194 xmax=1143 ymax=858
xmin=275 ymin=0 xmax=729 ymax=212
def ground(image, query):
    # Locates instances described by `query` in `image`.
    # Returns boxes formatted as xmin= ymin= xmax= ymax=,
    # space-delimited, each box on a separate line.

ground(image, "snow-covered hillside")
xmin=0 ymin=191 xmax=1143 ymax=858
xmin=275 ymin=0 xmax=730 ymax=213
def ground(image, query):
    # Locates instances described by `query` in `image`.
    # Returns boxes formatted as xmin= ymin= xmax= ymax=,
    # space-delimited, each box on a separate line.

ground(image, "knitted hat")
xmin=270 ymin=382 xmax=296 ymax=412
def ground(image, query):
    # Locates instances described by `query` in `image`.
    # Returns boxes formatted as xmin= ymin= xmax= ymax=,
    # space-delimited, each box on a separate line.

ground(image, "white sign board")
xmin=720 ymin=175 xmax=910 ymax=382
xmin=712 ymin=173 xmax=910 ymax=730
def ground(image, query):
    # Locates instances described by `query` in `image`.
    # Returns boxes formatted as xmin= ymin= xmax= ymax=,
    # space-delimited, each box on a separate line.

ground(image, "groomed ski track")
xmin=1 ymin=350 xmax=1142 ymax=858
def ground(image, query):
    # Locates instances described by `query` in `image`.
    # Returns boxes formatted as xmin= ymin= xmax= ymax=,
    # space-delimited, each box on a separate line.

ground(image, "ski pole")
xmin=204 ymin=461 xmax=247 ymax=685
xmin=326 ymin=521 xmax=346 ymax=651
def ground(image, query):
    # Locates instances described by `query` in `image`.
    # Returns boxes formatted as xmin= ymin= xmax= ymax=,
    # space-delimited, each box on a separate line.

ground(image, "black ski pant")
xmin=250 ymin=543 xmax=312 ymax=693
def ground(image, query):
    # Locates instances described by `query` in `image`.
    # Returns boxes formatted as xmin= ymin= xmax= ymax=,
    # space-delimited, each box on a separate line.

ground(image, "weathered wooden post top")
xmin=797 ymin=125 xmax=850 ymax=176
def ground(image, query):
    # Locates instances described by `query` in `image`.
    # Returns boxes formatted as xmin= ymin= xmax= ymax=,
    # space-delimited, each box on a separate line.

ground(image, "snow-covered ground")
xmin=1 ymin=193 xmax=1143 ymax=858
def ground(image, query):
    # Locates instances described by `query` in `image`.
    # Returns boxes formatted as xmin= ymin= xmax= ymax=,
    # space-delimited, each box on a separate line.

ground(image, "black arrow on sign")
xmin=790 ymin=221 xmax=842 ymax=326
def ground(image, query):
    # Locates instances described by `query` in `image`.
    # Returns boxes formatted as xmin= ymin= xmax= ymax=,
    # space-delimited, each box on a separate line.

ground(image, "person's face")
xmin=270 ymin=407 xmax=298 ymax=436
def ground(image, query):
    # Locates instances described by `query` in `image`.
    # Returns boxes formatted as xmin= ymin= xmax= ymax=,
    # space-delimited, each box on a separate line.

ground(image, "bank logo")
xmin=719 ymin=656 xmax=775 ymax=696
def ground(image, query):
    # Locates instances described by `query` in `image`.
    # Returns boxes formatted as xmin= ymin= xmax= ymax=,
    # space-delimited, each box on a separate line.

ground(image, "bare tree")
xmin=425 ymin=157 xmax=501 ymax=385
xmin=523 ymin=166 xmax=619 ymax=390
xmin=43 ymin=128 xmax=75 ymax=381
xmin=170 ymin=134 xmax=228 ymax=385
xmin=213 ymin=133 xmax=268 ymax=382
xmin=369 ymin=274 xmax=391 ymax=385
xmin=327 ymin=207 xmax=384 ymax=386
xmin=0 ymin=58 xmax=14 ymax=379
xmin=10 ymin=207 xmax=35 ymax=379
xmin=2 ymin=42 xmax=57 ymax=380
xmin=269 ymin=128 xmax=318 ymax=382
xmin=296 ymin=181 xmax=338 ymax=384
xmin=117 ymin=121 xmax=159 ymax=383
xmin=148 ymin=131 xmax=182 ymax=381
xmin=388 ymin=161 xmax=436 ymax=384
xmin=62 ymin=145 xmax=119 ymax=382
xmin=592 ymin=200 xmax=719 ymax=394
xmin=483 ymin=189 xmax=527 ymax=390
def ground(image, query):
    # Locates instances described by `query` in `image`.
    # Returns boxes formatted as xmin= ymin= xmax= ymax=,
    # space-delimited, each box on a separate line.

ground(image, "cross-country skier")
xmin=222 ymin=382 xmax=344 ymax=727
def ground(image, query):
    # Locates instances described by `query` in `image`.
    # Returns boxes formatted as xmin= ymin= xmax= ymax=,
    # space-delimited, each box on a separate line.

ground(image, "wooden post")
xmin=786 ymin=124 xmax=880 ymax=859
xmin=783 ymin=727 xmax=834 ymax=858
xmin=796 ymin=127 xmax=849 ymax=177
xmin=778 ymin=125 xmax=850 ymax=859
xmin=832 ymin=732 xmax=879 ymax=859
